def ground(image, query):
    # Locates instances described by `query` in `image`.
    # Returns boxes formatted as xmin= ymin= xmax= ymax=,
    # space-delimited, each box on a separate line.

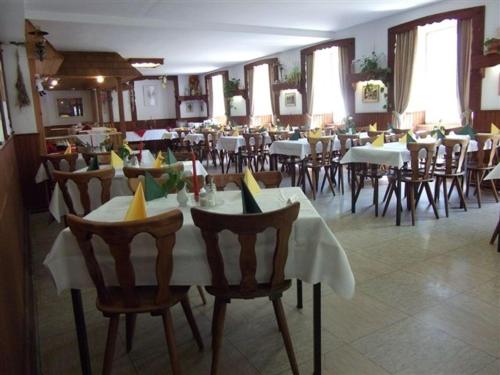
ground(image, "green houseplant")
xmin=358 ymin=51 xmax=391 ymax=110
xmin=484 ymin=37 xmax=500 ymax=55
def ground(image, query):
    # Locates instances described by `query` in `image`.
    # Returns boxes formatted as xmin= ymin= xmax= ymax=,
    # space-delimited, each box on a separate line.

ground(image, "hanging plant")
xmin=286 ymin=66 xmax=301 ymax=85
xmin=15 ymin=49 xmax=31 ymax=108
xmin=223 ymin=78 xmax=241 ymax=123
xmin=358 ymin=51 xmax=391 ymax=85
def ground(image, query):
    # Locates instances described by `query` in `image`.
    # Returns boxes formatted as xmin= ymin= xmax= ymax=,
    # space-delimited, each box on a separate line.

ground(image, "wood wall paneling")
xmin=0 ymin=137 xmax=34 ymax=375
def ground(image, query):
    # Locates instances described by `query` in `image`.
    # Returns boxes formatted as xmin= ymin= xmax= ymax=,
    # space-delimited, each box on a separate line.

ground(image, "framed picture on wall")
xmin=143 ymin=85 xmax=157 ymax=107
xmin=362 ymin=83 xmax=380 ymax=103
xmin=284 ymin=92 xmax=296 ymax=107
xmin=186 ymin=102 xmax=193 ymax=113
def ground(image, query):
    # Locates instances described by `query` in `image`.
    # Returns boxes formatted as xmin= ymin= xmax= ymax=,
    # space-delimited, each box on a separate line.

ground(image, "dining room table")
xmin=44 ymin=187 xmax=355 ymax=375
xmin=125 ymin=129 xmax=179 ymax=142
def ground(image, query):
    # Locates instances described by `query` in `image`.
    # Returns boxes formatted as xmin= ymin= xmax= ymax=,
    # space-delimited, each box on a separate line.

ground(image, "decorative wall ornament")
xmin=15 ymin=49 xmax=30 ymax=108
xmin=362 ymin=82 xmax=380 ymax=103
xmin=284 ymin=92 xmax=297 ymax=107
xmin=143 ymin=85 xmax=157 ymax=107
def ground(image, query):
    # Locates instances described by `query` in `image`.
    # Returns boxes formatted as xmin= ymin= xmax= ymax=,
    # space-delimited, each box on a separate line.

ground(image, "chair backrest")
xmin=307 ymin=137 xmax=332 ymax=166
xmin=208 ymin=171 xmax=283 ymax=191
xmin=337 ymin=134 xmax=360 ymax=155
xmin=191 ymin=202 xmax=300 ymax=296
xmin=441 ymin=138 xmax=469 ymax=174
xmin=202 ymin=131 xmax=219 ymax=149
xmin=67 ymin=210 xmax=183 ymax=308
xmin=268 ymin=131 xmax=290 ymax=142
xmin=473 ymin=134 xmax=499 ymax=168
xmin=407 ymin=142 xmax=437 ymax=181
xmin=123 ymin=164 xmax=182 ymax=193
xmin=368 ymin=130 xmax=385 ymax=138
xmin=385 ymin=133 xmax=399 ymax=143
xmin=81 ymin=151 xmax=111 ymax=165
xmin=359 ymin=136 xmax=378 ymax=146
xmin=173 ymin=151 xmax=192 ymax=161
xmin=53 ymin=168 xmax=115 ymax=216
xmin=41 ymin=153 xmax=79 ymax=177
xmin=242 ymin=133 xmax=263 ymax=152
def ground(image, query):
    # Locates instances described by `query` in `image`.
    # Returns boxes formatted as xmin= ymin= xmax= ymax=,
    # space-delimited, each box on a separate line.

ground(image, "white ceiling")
xmin=25 ymin=0 xmax=441 ymax=75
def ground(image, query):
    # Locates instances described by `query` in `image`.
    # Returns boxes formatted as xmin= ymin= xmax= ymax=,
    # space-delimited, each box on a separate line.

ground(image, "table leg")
xmin=296 ymin=279 xmax=303 ymax=309
xmin=291 ymin=157 xmax=296 ymax=186
xmin=313 ymin=283 xmax=321 ymax=375
xmin=396 ymin=169 xmax=402 ymax=226
xmin=351 ymin=163 xmax=356 ymax=213
xmin=71 ymin=289 xmax=92 ymax=375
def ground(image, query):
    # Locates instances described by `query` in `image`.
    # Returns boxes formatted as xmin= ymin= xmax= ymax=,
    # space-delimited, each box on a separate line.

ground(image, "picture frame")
xmin=362 ymin=83 xmax=380 ymax=103
xmin=186 ymin=102 xmax=193 ymax=113
xmin=284 ymin=92 xmax=296 ymax=107
xmin=143 ymin=85 xmax=157 ymax=107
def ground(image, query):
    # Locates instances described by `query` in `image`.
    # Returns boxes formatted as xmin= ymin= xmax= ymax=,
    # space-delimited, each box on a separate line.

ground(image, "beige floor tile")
xmin=358 ymin=270 xmax=460 ymax=314
xmin=352 ymin=317 xmax=496 ymax=375
xmin=344 ymin=250 xmax=396 ymax=283
xmin=415 ymin=293 xmax=500 ymax=357
xmin=277 ymin=344 xmax=391 ymax=375
xmin=467 ymin=276 xmax=500 ymax=308
xmin=474 ymin=359 xmax=500 ymax=375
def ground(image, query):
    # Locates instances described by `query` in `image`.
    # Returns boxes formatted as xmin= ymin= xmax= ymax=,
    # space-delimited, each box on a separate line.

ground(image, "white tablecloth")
xmin=75 ymin=133 xmax=109 ymax=146
xmin=43 ymin=187 xmax=355 ymax=300
xmin=48 ymin=160 xmax=207 ymax=221
xmin=216 ymin=134 xmax=272 ymax=153
xmin=269 ymin=137 xmax=338 ymax=159
xmin=184 ymin=133 xmax=205 ymax=144
xmin=340 ymin=142 xmax=412 ymax=168
xmin=126 ymin=130 xmax=179 ymax=142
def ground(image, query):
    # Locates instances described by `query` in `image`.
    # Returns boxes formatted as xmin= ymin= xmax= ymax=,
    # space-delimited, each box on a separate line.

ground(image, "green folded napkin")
xmin=457 ymin=125 xmax=477 ymax=139
xmin=144 ymin=171 xmax=166 ymax=201
xmin=241 ymin=179 xmax=262 ymax=214
xmin=431 ymin=128 xmax=445 ymax=140
xmin=407 ymin=133 xmax=417 ymax=144
xmin=290 ymin=130 xmax=300 ymax=141
xmin=166 ymin=148 xmax=177 ymax=165
xmin=87 ymin=156 xmax=100 ymax=171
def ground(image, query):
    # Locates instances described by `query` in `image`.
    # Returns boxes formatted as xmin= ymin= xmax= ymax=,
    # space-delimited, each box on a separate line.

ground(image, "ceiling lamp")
xmin=96 ymin=76 xmax=104 ymax=83
xmin=128 ymin=58 xmax=164 ymax=69
xmin=50 ymin=78 xmax=58 ymax=86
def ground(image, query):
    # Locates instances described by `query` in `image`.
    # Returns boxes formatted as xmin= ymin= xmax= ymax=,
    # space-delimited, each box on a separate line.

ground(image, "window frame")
xmin=204 ymin=70 xmax=229 ymax=118
xmin=243 ymin=58 xmax=278 ymax=117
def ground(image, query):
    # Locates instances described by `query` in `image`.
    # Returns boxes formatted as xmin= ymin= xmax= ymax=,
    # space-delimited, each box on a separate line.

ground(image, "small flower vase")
xmin=177 ymin=185 xmax=188 ymax=207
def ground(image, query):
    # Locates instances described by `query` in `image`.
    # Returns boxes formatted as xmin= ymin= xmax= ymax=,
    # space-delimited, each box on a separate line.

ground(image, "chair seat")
xmin=467 ymin=164 xmax=494 ymax=171
xmin=401 ymin=176 xmax=434 ymax=183
xmin=97 ymin=285 xmax=190 ymax=315
xmin=433 ymin=170 xmax=465 ymax=178
xmin=205 ymin=280 xmax=292 ymax=300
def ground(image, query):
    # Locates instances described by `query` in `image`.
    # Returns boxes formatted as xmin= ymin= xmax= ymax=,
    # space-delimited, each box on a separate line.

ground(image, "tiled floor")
xmin=31 ymin=169 xmax=500 ymax=374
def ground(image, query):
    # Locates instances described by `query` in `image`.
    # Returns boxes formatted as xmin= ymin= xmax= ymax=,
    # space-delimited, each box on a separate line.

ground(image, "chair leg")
xmin=161 ymin=310 xmax=181 ymax=375
xmin=382 ymin=183 xmax=394 ymax=217
xmin=339 ymin=164 xmax=344 ymax=195
xmin=490 ymin=218 xmax=500 ymax=245
xmin=475 ymin=171 xmax=482 ymax=208
xmin=424 ymin=182 xmax=439 ymax=220
xmin=102 ymin=315 xmax=120 ymax=375
xmin=447 ymin=176 xmax=457 ymax=199
xmin=211 ymin=298 xmax=227 ymax=375
xmin=180 ymin=295 xmax=204 ymax=350
xmin=434 ymin=177 xmax=441 ymax=203
xmin=197 ymin=285 xmax=207 ymax=305
xmin=271 ymin=298 xmax=299 ymax=375
xmin=456 ymin=176 xmax=468 ymax=212
xmin=491 ymin=180 xmax=499 ymax=202
xmin=409 ymin=183 xmax=416 ymax=226
xmin=443 ymin=177 xmax=449 ymax=218
xmin=374 ymin=177 xmax=379 ymax=217
xmin=125 ymin=313 xmax=137 ymax=353
xmin=296 ymin=279 xmax=303 ymax=309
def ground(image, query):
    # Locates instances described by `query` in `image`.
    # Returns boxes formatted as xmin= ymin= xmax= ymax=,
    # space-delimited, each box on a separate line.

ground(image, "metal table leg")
xmin=296 ymin=280 xmax=303 ymax=309
xmin=313 ymin=283 xmax=321 ymax=375
xmin=71 ymin=289 xmax=92 ymax=375
xmin=351 ymin=163 xmax=356 ymax=213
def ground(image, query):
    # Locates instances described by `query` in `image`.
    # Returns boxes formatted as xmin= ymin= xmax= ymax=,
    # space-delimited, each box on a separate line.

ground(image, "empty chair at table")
xmin=332 ymin=134 xmax=360 ymax=194
xmin=53 ymin=168 xmax=115 ymax=216
xmin=241 ymin=133 xmax=266 ymax=172
xmin=433 ymin=138 xmax=469 ymax=217
xmin=41 ymin=153 xmax=80 ymax=201
xmin=465 ymin=133 xmax=499 ymax=208
xmin=208 ymin=171 xmax=282 ymax=191
xmin=191 ymin=202 xmax=301 ymax=375
xmin=300 ymin=136 xmax=335 ymax=200
xmin=200 ymin=131 xmax=221 ymax=169
xmin=81 ymin=150 xmax=111 ymax=165
xmin=67 ymin=210 xmax=203 ymax=375
xmin=383 ymin=143 xmax=439 ymax=225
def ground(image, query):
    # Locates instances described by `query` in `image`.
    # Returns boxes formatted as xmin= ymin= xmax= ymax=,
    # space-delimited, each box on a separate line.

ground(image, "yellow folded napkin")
xmin=243 ymin=167 xmax=261 ymax=195
xmin=110 ymin=150 xmax=124 ymax=168
xmin=399 ymin=133 xmax=407 ymax=144
xmin=491 ymin=123 xmax=499 ymax=134
xmin=232 ymin=130 xmax=239 ymax=136
xmin=64 ymin=142 xmax=72 ymax=155
xmin=309 ymin=129 xmax=322 ymax=138
xmin=372 ymin=133 xmax=384 ymax=148
xmin=153 ymin=151 xmax=164 ymax=168
xmin=124 ymin=183 xmax=147 ymax=221
xmin=368 ymin=123 xmax=377 ymax=132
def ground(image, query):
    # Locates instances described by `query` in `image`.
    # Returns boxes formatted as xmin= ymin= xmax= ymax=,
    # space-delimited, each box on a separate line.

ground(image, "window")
xmin=311 ymin=47 xmax=346 ymax=127
xmin=252 ymin=64 xmax=273 ymax=117
xmin=407 ymin=19 xmax=460 ymax=125
xmin=211 ymin=74 xmax=225 ymax=118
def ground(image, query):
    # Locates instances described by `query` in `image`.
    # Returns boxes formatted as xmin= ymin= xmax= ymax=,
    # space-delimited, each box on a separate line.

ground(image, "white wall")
xmin=111 ymin=89 xmax=132 ymax=122
xmin=40 ymin=89 xmax=95 ymax=126
xmin=134 ymin=79 xmax=176 ymax=120
xmin=279 ymin=90 xmax=303 ymax=115
xmin=178 ymin=74 xmax=207 ymax=118
xmin=481 ymin=65 xmax=500 ymax=110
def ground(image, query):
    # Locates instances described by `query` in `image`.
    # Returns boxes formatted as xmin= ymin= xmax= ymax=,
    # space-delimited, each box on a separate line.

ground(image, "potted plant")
xmin=286 ymin=66 xmax=301 ymax=85
xmin=484 ymin=37 xmax=500 ymax=55
xmin=223 ymin=78 xmax=240 ymax=125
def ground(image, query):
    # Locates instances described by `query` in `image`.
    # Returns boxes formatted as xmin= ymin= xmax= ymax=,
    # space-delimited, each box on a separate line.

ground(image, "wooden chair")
xmin=433 ymin=138 xmax=469 ymax=217
xmin=331 ymin=134 xmax=360 ymax=194
xmin=81 ymin=150 xmax=111 ymax=165
xmin=301 ymin=137 xmax=335 ymax=200
xmin=466 ymin=134 xmax=499 ymax=207
xmin=52 ymin=168 xmax=115 ymax=216
xmin=382 ymin=143 xmax=439 ymax=225
xmin=41 ymin=153 xmax=79 ymax=174
xmin=191 ymin=203 xmax=301 ymax=375
xmin=208 ymin=171 xmax=282 ymax=191
xmin=200 ymin=131 xmax=221 ymax=169
xmin=241 ymin=133 xmax=266 ymax=172
xmin=353 ymin=136 xmax=386 ymax=216
xmin=66 ymin=210 xmax=203 ymax=375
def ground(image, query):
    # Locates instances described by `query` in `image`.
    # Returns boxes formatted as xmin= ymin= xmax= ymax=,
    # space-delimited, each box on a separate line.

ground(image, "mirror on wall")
xmin=57 ymin=98 xmax=84 ymax=117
